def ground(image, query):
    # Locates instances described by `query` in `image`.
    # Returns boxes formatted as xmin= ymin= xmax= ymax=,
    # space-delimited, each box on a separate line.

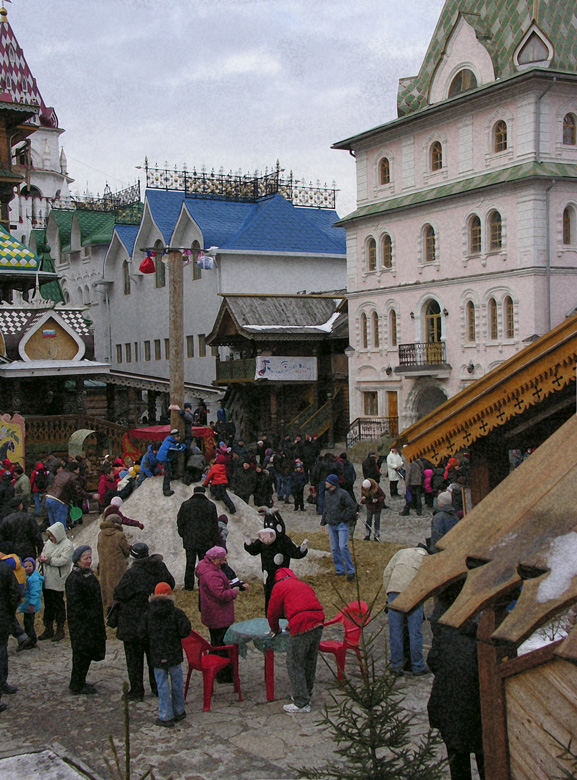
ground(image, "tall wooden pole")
xmin=168 ymin=249 xmax=184 ymax=435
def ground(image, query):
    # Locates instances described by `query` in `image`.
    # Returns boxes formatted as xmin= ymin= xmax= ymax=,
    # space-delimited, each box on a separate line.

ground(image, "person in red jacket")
xmin=267 ymin=568 xmax=325 ymax=714
xmin=203 ymin=461 xmax=236 ymax=514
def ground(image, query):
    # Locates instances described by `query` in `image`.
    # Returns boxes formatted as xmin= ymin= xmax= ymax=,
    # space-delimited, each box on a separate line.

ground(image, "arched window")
xmin=382 ymin=234 xmax=393 ymax=268
xmin=154 ymin=241 xmax=166 ymax=288
xmin=494 ymin=120 xmax=508 ymax=153
xmin=563 ymin=114 xmax=577 ymax=146
xmin=83 ymin=285 xmax=91 ymax=305
xmin=372 ymin=312 xmax=380 ymax=348
xmin=389 ymin=310 xmax=398 ymax=347
xmin=489 ymin=211 xmax=503 ymax=250
xmin=191 ymin=239 xmax=202 ymax=281
xmin=470 ymin=215 xmax=481 ymax=254
xmin=379 ymin=157 xmax=390 ymax=185
xmin=360 ymin=313 xmax=368 ymax=349
xmin=488 ymin=297 xmax=498 ymax=340
xmin=431 ymin=141 xmax=443 ymax=171
xmin=504 ymin=296 xmax=514 ymax=339
xmin=367 ymin=237 xmax=377 ymax=271
xmin=563 ymin=206 xmax=575 ymax=245
xmin=448 ymin=69 xmax=478 ymax=98
xmin=424 ymin=225 xmax=436 ymax=263
xmin=466 ymin=301 xmax=476 ymax=343
xmin=123 ymin=260 xmax=131 ymax=296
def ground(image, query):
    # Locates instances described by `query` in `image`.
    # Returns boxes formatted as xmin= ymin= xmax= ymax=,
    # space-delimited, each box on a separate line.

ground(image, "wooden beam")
xmin=168 ymin=250 xmax=184 ymax=434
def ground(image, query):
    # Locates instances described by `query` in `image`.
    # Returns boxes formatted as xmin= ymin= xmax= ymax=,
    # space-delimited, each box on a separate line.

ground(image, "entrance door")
xmin=425 ymin=300 xmax=443 ymax=363
xmin=387 ymin=391 xmax=398 ymax=435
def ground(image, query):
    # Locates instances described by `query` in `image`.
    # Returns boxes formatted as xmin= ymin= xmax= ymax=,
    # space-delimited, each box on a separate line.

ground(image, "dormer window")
xmin=379 ymin=157 xmax=390 ymax=185
xmin=494 ymin=121 xmax=508 ymax=153
xmin=518 ymin=32 xmax=549 ymax=65
xmin=563 ymin=114 xmax=577 ymax=146
xmin=431 ymin=141 xmax=443 ymax=171
xmin=448 ymin=68 xmax=477 ymax=98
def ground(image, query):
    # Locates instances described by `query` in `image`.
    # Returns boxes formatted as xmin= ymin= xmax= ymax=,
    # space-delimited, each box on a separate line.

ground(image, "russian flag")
xmin=42 ymin=329 xmax=57 ymax=338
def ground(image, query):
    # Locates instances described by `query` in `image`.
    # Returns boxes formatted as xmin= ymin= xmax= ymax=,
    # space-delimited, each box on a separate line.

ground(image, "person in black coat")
xmin=176 ymin=486 xmax=219 ymax=591
xmin=113 ymin=543 xmax=175 ymax=702
xmin=244 ymin=508 xmax=308 ymax=611
xmin=0 ymin=498 xmax=43 ymax=561
xmin=0 ymin=557 xmax=21 ymax=710
xmin=231 ymin=461 xmax=257 ymax=505
xmin=427 ymin=586 xmax=485 ymax=780
xmin=65 ymin=545 xmax=106 ymax=695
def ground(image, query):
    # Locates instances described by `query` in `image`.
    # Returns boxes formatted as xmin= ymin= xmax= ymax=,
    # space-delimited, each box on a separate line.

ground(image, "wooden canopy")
xmin=395 ymin=313 xmax=577 ymax=464
xmin=392 ymin=413 xmax=577 ymax=662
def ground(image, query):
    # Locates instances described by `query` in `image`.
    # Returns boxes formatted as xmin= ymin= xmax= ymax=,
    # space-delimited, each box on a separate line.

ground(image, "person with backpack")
xmin=30 ymin=462 xmax=49 ymax=517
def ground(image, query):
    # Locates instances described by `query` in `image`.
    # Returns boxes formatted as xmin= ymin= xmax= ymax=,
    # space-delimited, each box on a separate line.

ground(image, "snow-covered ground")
xmin=71 ymin=476 xmax=328 ymax=585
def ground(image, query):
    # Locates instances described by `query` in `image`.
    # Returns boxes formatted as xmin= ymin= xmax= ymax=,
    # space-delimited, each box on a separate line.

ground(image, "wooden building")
xmin=393 ymin=413 xmax=577 ymax=779
xmin=207 ymin=293 xmax=349 ymax=443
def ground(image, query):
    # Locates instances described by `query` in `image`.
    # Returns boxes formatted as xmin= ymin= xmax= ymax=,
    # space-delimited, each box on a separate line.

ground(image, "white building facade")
xmin=335 ymin=0 xmax=577 ymax=436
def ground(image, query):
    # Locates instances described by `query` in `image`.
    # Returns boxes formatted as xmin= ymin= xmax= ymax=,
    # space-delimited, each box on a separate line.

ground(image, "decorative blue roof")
xmin=115 ymin=224 xmax=140 ymax=256
xmin=144 ymin=190 xmax=345 ymax=256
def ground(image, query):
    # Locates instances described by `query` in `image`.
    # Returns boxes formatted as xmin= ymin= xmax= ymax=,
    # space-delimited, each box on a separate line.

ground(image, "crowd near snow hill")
xmin=0 ymin=409 xmax=490 ymax=777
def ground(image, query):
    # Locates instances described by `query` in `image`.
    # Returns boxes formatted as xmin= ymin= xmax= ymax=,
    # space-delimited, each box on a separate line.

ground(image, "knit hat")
xmin=23 ymin=557 xmax=36 ymax=571
xmin=154 ymin=582 xmax=172 ymax=596
xmin=110 ymin=496 xmax=123 ymax=508
xmin=72 ymin=545 xmax=92 ymax=564
xmin=325 ymin=474 xmax=339 ymax=486
xmin=106 ymin=513 xmax=123 ymax=527
xmin=437 ymin=491 xmax=453 ymax=506
xmin=171 ymin=428 xmax=180 ymax=436
xmin=362 ymin=479 xmax=371 ymax=489
xmin=205 ymin=546 xmax=227 ymax=560
xmin=218 ymin=514 xmax=229 ymax=525
xmin=130 ymin=542 xmax=149 ymax=559
xmin=193 ymin=485 xmax=206 ymax=494
xmin=184 ymin=402 xmax=192 ymax=409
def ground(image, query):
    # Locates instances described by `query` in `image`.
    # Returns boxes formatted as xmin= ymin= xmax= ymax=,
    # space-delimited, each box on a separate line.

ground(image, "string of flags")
xmin=138 ymin=248 xmax=215 ymax=274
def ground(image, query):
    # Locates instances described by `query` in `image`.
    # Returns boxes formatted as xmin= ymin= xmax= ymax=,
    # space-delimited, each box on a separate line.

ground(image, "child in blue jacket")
xmin=18 ymin=558 xmax=43 ymax=648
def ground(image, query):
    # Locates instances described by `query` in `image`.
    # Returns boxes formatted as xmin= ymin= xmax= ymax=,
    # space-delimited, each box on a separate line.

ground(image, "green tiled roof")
xmin=336 ymin=161 xmax=577 ymax=225
xmin=398 ymin=0 xmax=577 ymax=117
xmin=32 ymin=229 xmax=65 ymax=304
xmin=0 ymin=226 xmax=38 ymax=269
xmin=116 ymin=201 xmax=143 ymax=225
xmin=51 ymin=209 xmax=74 ymax=252
xmin=75 ymin=211 xmax=116 ymax=246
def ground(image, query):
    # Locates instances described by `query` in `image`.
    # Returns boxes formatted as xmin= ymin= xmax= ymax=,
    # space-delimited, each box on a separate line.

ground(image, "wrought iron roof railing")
xmin=144 ymin=159 xmax=336 ymax=209
xmin=51 ymin=182 xmax=141 ymax=221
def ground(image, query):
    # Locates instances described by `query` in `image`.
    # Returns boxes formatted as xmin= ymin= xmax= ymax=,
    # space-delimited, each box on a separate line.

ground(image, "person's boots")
xmin=38 ymin=622 xmax=54 ymax=641
xmin=51 ymin=623 xmax=65 ymax=642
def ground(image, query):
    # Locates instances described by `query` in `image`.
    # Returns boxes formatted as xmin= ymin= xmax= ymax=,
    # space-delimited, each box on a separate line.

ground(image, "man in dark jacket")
xmin=267 ymin=568 xmax=325 ymax=714
xmin=113 ymin=543 xmax=175 ymax=702
xmin=0 ymin=557 xmax=22 ymax=710
xmin=400 ymin=457 xmax=425 ymax=516
xmin=45 ymin=461 xmax=97 ymax=528
xmin=321 ymin=474 xmax=357 ymax=581
xmin=430 ymin=492 xmax=460 ymax=552
xmin=176 ymin=486 xmax=219 ymax=590
xmin=0 ymin=498 xmax=43 ymax=561
xmin=362 ymin=451 xmax=381 ymax=484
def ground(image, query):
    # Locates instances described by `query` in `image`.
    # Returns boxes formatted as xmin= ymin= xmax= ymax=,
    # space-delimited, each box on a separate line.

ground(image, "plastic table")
xmin=224 ymin=617 xmax=289 ymax=701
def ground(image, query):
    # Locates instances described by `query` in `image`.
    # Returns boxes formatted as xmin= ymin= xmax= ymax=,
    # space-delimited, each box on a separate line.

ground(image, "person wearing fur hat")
xmin=113 ymin=543 xmax=175 ymax=702
xmin=177 ymin=486 xmax=219 ymax=591
xmin=37 ymin=522 xmax=74 ymax=642
xmin=244 ymin=508 xmax=308 ymax=611
xmin=142 ymin=582 xmax=191 ymax=727
xmin=65 ymin=546 xmax=106 ymax=694
xmin=267 ymin=568 xmax=325 ymax=714
xmin=360 ymin=478 xmax=387 ymax=542
xmin=97 ymin=513 xmax=131 ymax=610
xmin=17 ymin=557 xmax=43 ymax=649
xmin=196 ymin=547 xmax=249 ymax=680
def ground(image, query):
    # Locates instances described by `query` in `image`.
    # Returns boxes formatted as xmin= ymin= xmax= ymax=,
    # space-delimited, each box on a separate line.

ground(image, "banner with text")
xmin=254 ymin=356 xmax=317 ymax=381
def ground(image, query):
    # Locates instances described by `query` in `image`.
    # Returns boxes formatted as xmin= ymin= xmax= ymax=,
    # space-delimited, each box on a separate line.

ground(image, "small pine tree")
xmin=297 ymin=610 xmax=446 ymax=780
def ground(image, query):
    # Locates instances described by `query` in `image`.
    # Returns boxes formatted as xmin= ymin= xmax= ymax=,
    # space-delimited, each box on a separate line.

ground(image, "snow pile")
xmin=71 ymin=476 xmax=327 ymax=585
xmin=537 ymin=531 xmax=577 ymax=603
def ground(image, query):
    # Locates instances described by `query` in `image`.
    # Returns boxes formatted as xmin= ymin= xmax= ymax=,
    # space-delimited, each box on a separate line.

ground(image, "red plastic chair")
xmin=319 ymin=600 xmax=371 ymax=680
xmin=182 ymin=630 xmax=242 ymax=711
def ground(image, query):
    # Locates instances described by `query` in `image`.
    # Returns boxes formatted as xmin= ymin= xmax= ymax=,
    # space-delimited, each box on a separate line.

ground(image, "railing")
xmin=215 ymin=358 xmax=257 ymax=383
xmin=346 ymin=417 xmax=399 ymax=448
xmin=398 ymin=341 xmax=447 ymax=367
xmin=296 ymin=387 xmax=343 ymax=438
xmin=24 ymin=414 xmax=127 ymax=456
xmin=286 ymin=402 xmax=316 ymax=437
xmin=51 ymin=182 xmax=142 ymax=222
xmin=144 ymin=159 xmax=337 ymax=209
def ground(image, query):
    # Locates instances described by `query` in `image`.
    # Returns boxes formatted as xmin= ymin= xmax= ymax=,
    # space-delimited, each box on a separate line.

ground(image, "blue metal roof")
xmin=115 ymin=224 xmax=140 ymax=256
xmin=144 ymin=189 xmax=345 ymax=255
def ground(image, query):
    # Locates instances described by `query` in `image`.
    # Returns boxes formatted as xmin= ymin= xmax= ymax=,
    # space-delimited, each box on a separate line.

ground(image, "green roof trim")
xmin=75 ymin=210 xmax=116 ymax=246
xmin=397 ymin=0 xmax=577 ymax=117
xmin=336 ymin=161 xmax=577 ymax=225
xmin=32 ymin=228 xmax=65 ymax=304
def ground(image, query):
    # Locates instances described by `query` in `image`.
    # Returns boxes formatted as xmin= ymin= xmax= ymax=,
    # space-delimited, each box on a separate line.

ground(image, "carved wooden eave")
xmin=392 ymin=414 xmax=577 ymax=663
xmin=395 ymin=313 xmax=577 ymax=463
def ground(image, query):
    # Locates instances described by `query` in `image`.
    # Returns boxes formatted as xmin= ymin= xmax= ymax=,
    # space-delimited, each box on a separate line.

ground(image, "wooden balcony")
xmin=215 ymin=358 xmax=257 ymax=383
xmin=395 ymin=342 xmax=451 ymax=376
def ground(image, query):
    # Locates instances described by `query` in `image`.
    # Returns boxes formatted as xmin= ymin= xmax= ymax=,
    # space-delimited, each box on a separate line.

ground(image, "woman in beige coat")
xmin=97 ymin=514 xmax=130 ymax=609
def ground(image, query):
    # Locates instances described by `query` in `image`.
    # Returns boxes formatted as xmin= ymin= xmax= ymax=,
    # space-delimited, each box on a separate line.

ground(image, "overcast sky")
xmin=10 ymin=0 xmax=444 ymax=217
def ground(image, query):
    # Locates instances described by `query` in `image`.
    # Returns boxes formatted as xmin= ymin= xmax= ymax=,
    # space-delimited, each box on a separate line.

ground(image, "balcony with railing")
xmin=215 ymin=358 xmax=257 ymax=383
xmin=346 ymin=417 xmax=399 ymax=447
xmin=395 ymin=341 xmax=451 ymax=375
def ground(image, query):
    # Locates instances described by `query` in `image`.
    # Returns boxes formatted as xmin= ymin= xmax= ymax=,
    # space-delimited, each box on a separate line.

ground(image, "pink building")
xmin=335 ymin=0 xmax=577 ymax=438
